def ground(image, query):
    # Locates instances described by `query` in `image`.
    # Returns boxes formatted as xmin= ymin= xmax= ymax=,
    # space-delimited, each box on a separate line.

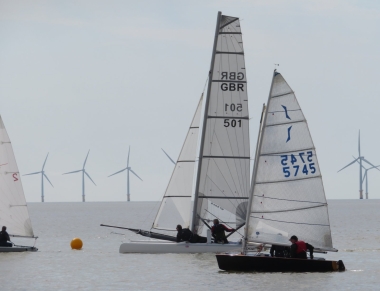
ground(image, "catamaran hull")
xmin=0 ymin=246 xmax=38 ymax=252
xmin=216 ymin=254 xmax=345 ymax=272
xmin=119 ymin=242 xmax=242 ymax=254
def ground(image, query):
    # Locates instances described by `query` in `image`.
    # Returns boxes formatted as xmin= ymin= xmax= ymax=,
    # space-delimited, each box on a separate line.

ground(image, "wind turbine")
xmin=23 ymin=153 xmax=53 ymax=202
xmin=161 ymin=148 xmax=175 ymax=165
xmin=62 ymin=150 xmax=96 ymax=202
xmin=108 ymin=146 xmax=142 ymax=202
xmin=354 ymin=158 xmax=380 ymax=199
xmin=338 ymin=131 xmax=380 ymax=199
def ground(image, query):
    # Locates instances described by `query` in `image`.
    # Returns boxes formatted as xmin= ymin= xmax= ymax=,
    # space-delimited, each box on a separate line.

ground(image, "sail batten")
xmin=244 ymin=72 xmax=334 ymax=250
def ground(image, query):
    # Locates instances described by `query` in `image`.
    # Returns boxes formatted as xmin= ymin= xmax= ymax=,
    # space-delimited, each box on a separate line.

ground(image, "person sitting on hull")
xmin=176 ymin=225 xmax=206 ymax=243
xmin=211 ymin=219 xmax=235 ymax=244
xmin=289 ymin=235 xmax=314 ymax=259
xmin=0 ymin=226 xmax=12 ymax=247
xmin=270 ymin=244 xmax=290 ymax=258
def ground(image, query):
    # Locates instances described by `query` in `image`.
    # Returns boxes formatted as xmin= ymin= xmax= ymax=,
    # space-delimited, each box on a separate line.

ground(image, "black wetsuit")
xmin=270 ymin=245 xmax=290 ymax=257
xmin=0 ymin=230 xmax=12 ymax=247
xmin=176 ymin=228 xmax=207 ymax=243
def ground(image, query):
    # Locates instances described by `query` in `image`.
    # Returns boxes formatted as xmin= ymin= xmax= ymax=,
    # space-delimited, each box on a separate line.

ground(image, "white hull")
xmin=0 ymin=246 xmax=37 ymax=252
xmin=119 ymin=241 xmax=242 ymax=254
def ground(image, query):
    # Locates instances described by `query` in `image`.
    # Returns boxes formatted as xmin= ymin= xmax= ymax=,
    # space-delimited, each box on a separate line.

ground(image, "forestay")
xmin=152 ymin=96 xmax=203 ymax=231
xmin=0 ymin=116 xmax=34 ymax=238
xmin=192 ymin=13 xmax=250 ymax=235
xmin=246 ymin=72 xmax=334 ymax=251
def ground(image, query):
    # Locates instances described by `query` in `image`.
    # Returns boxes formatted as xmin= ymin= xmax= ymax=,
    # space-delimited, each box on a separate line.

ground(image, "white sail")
xmin=192 ymin=13 xmax=250 ymax=235
xmin=246 ymin=72 xmax=334 ymax=251
xmin=0 ymin=116 xmax=34 ymax=238
xmin=152 ymin=95 xmax=203 ymax=231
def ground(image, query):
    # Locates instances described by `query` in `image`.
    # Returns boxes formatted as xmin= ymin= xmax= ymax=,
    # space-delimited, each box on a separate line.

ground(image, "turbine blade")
xmin=23 ymin=171 xmax=41 ymax=176
xmin=43 ymin=173 xmax=54 ymax=187
xmin=368 ymin=165 xmax=380 ymax=170
xmin=353 ymin=156 xmax=367 ymax=169
xmin=85 ymin=171 xmax=96 ymax=186
xmin=337 ymin=158 xmax=359 ymax=172
xmin=42 ymin=153 xmax=49 ymax=170
xmin=161 ymin=148 xmax=176 ymax=165
xmin=83 ymin=150 xmax=90 ymax=168
xmin=130 ymin=169 xmax=143 ymax=181
xmin=62 ymin=169 xmax=82 ymax=175
xmin=362 ymin=158 xmax=380 ymax=171
xmin=108 ymin=168 xmax=127 ymax=177
xmin=358 ymin=130 xmax=361 ymax=156
xmin=127 ymin=146 xmax=130 ymax=167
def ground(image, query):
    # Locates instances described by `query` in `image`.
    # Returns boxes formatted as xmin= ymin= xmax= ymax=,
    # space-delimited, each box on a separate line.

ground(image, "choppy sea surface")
xmin=1 ymin=200 xmax=380 ymax=290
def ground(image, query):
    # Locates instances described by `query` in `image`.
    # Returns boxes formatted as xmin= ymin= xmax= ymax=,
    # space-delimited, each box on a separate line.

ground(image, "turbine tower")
xmin=161 ymin=148 xmax=175 ymax=165
xmin=23 ymin=153 xmax=53 ymax=202
xmin=354 ymin=159 xmax=380 ymax=199
xmin=108 ymin=146 xmax=142 ymax=202
xmin=338 ymin=131 xmax=380 ymax=199
xmin=63 ymin=150 xmax=96 ymax=202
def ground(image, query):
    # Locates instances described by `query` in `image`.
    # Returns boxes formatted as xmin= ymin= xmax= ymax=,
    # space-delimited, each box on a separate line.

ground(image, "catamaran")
xmin=102 ymin=11 xmax=252 ymax=253
xmin=0 ymin=116 xmax=38 ymax=252
xmin=216 ymin=71 xmax=345 ymax=272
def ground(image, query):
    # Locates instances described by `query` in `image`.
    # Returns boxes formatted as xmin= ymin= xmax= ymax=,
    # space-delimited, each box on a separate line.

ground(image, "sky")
xmin=0 ymin=0 xmax=379 ymax=202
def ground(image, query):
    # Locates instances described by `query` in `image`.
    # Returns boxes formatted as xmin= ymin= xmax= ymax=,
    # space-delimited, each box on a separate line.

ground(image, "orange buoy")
xmin=70 ymin=238 xmax=83 ymax=250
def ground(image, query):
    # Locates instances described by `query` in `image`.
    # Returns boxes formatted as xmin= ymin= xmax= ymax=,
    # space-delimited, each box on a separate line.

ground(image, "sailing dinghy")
xmin=216 ymin=71 xmax=345 ymax=271
xmin=102 ymin=11 xmax=252 ymax=253
xmin=0 ymin=116 xmax=38 ymax=252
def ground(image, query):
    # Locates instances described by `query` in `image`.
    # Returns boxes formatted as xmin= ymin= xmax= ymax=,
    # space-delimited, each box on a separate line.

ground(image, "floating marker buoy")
xmin=70 ymin=238 xmax=83 ymax=250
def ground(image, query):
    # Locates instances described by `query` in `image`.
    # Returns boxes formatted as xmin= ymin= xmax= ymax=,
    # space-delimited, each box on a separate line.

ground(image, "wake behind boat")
xmin=102 ymin=11 xmax=252 ymax=253
xmin=216 ymin=71 xmax=345 ymax=272
xmin=0 ymin=116 xmax=38 ymax=252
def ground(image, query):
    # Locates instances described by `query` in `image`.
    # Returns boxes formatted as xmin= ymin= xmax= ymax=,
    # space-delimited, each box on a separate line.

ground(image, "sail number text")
xmin=281 ymin=151 xmax=316 ymax=178
xmin=225 ymin=103 xmax=242 ymax=112
xmin=224 ymin=119 xmax=242 ymax=128
xmin=220 ymin=72 xmax=245 ymax=92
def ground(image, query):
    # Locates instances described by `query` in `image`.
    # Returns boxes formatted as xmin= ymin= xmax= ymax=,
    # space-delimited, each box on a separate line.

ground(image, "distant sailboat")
xmin=102 ymin=11 xmax=251 ymax=253
xmin=216 ymin=71 xmax=345 ymax=272
xmin=0 ymin=116 xmax=38 ymax=252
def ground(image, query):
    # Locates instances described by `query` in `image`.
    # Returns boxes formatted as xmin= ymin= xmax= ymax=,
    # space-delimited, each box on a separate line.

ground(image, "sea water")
xmin=1 ymin=200 xmax=379 ymax=290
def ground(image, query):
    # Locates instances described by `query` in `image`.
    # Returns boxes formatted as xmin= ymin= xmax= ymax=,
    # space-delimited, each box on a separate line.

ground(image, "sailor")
xmin=0 ymin=226 xmax=12 ymax=247
xmin=270 ymin=245 xmax=290 ymax=258
xmin=289 ymin=235 xmax=314 ymax=259
xmin=176 ymin=225 xmax=207 ymax=243
xmin=211 ymin=219 xmax=235 ymax=244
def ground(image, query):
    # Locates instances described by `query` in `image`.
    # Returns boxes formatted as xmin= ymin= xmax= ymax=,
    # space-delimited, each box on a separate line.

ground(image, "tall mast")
xmin=243 ymin=71 xmax=276 ymax=253
xmin=191 ymin=11 xmax=222 ymax=232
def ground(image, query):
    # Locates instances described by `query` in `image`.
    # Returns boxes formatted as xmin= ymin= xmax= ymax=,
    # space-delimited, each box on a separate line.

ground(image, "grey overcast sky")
xmin=0 ymin=0 xmax=379 ymax=202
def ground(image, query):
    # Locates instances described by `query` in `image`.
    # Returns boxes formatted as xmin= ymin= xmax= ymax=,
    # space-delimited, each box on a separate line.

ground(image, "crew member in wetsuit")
xmin=0 ymin=226 xmax=12 ymax=247
xmin=270 ymin=245 xmax=290 ymax=257
xmin=211 ymin=219 xmax=235 ymax=244
xmin=176 ymin=225 xmax=207 ymax=243
xmin=289 ymin=235 xmax=314 ymax=259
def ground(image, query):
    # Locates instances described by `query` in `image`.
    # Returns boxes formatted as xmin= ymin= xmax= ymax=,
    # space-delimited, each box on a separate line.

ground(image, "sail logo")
xmin=220 ymin=71 xmax=245 ymax=92
xmin=286 ymin=126 xmax=292 ymax=143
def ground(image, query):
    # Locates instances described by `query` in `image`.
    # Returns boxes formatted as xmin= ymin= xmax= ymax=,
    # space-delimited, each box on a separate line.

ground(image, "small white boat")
xmin=0 ymin=116 xmax=38 ymax=252
xmin=104 ymin=12 xmax=251 ymax=254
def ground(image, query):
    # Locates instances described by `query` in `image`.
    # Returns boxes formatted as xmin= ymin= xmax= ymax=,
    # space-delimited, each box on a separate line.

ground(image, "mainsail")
xmin=0 ymin=116 xmax=35 ymax=238
xmin=192 ymin=12 xmax=250 ymax=235
xmin=152 ymin=96 xmax=203 ymax=231
xmin=245 ymin=71 xmax=335 ymax=251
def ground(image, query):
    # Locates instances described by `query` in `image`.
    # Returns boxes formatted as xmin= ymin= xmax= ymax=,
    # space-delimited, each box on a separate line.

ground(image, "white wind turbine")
xmin=354 ymin=158 xmax=380 ymax=199
xmin=338 ymin=131 xmax=380 ymax=199
xmin=108 ymin=146 xmax=142 ymax=202
xmin=63 ymin=150 xmax=96 ymax=202
xmin=23 ymin=153 xmax=53 ymax=202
